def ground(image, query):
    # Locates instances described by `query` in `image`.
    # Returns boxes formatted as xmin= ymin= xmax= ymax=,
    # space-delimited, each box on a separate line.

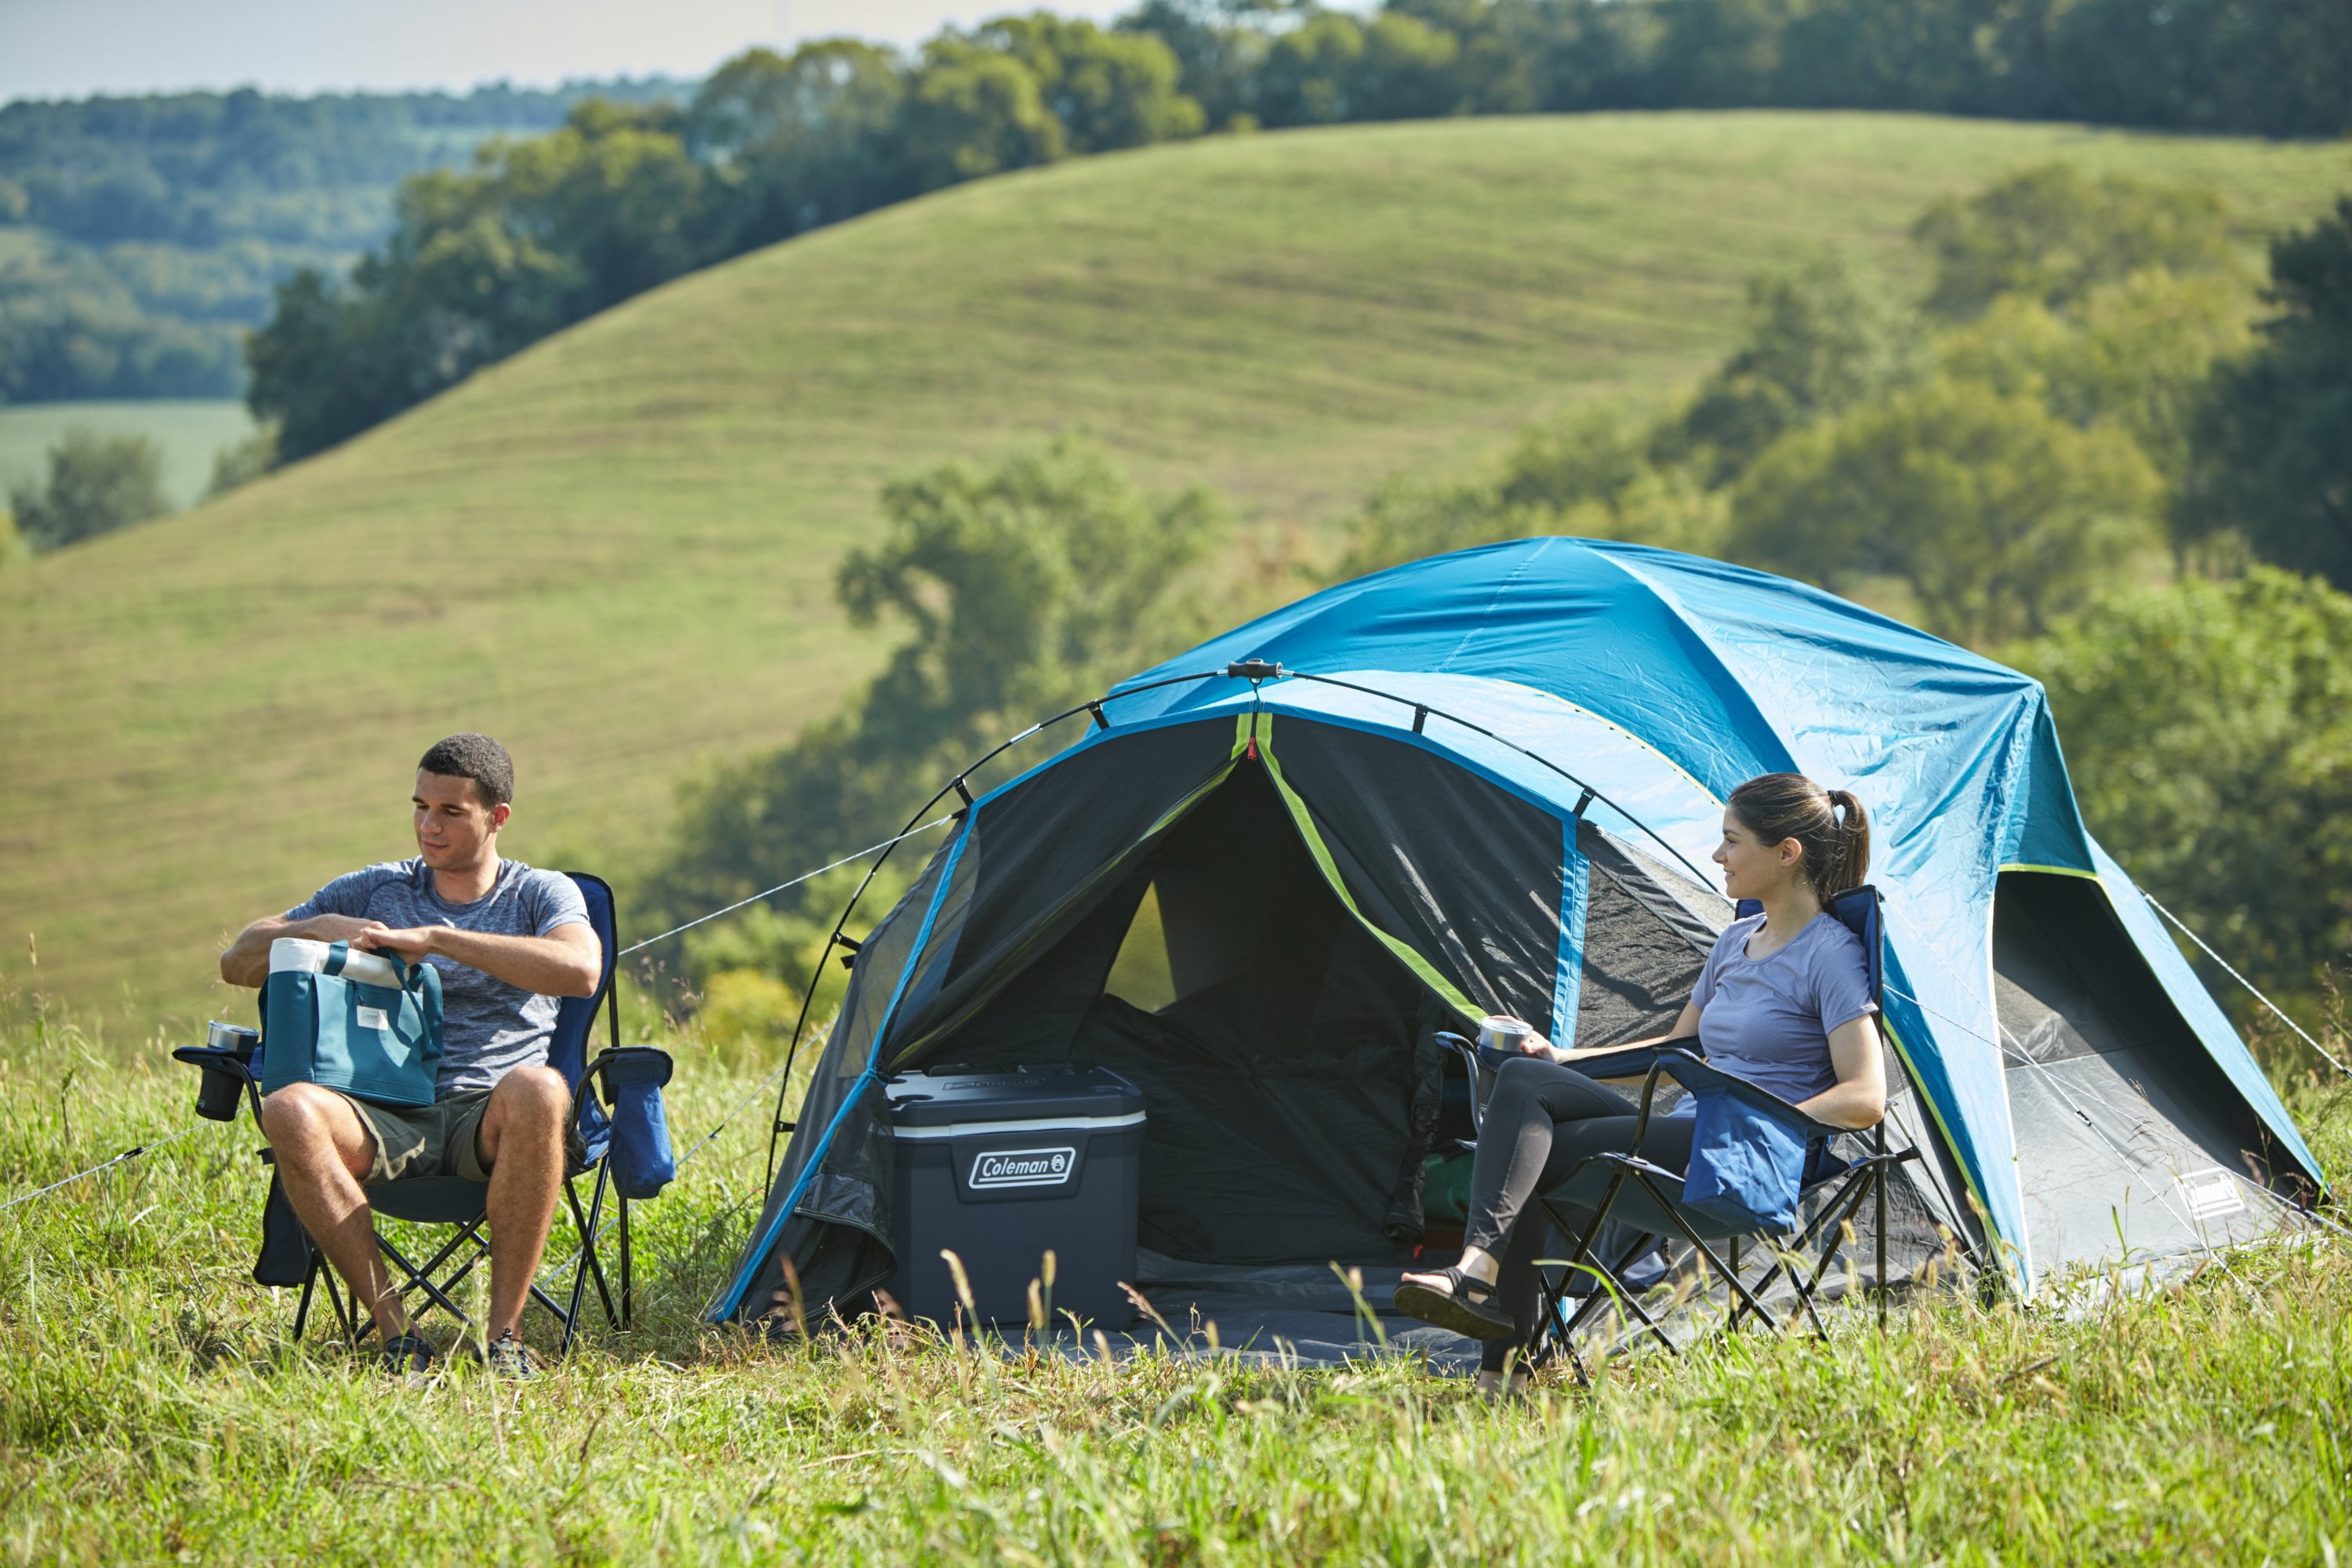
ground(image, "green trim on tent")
xmin=882 ymin=750 xmax=1247 ymax=1070
xmin=1255 ymin=715 xmax=1485 ymax=1025
xmin=1999 ymin=862 xmax=2101 ymax=880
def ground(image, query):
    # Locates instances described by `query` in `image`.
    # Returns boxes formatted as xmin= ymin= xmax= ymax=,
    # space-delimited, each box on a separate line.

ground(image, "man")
xmin=220 ymin=734 xmax=601 ymax=1377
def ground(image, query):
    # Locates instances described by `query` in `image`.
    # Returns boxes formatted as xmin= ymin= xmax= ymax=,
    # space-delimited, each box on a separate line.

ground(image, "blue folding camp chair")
xmin=1439 ymin=885 xmax=1919 ymax=1377
xmin=176 ymin=873 xmax=674 ymax=1357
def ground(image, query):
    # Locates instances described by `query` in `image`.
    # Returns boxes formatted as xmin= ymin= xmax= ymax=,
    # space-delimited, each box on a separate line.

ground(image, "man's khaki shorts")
xmin=332 ymin=1088 xmax=496 ymax=1185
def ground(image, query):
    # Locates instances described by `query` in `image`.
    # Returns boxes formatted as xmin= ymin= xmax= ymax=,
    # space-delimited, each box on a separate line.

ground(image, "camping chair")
xmin=1441 ymin=885 xmax=1918 ymax=1377
xmin=175 ymin=873 xmax=673 ymax=1358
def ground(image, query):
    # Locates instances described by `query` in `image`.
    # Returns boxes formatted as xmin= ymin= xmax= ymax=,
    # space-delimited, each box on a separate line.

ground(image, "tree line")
xmin=645 ymin=168 xmax=2352 ymax=1047
xmin=0 ymin=78 xmax=687 ymax=403
xmin=246 ymin=0 xmax=2351 ymax=463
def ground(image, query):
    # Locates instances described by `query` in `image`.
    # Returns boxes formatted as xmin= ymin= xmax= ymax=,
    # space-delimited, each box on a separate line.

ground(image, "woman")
xmin=1395 ymin=773 xmax=1889 ymax=1391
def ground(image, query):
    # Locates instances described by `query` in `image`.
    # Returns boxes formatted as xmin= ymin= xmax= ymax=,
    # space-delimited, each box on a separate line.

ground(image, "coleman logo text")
xmin=970 ymin=1146 xmax=1077 ymax=1190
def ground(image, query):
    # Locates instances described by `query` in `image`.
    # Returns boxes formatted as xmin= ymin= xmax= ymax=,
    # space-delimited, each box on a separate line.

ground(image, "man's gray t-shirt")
xmin=285 ymin=858 xmax=592 ymax=1097
xmin=1686 ymin=910 xmax=1877 ymax=1107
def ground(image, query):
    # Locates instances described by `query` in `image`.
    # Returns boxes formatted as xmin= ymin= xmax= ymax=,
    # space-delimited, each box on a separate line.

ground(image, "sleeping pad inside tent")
xmin=711 ymin=537 xmax=2325 ymax=1362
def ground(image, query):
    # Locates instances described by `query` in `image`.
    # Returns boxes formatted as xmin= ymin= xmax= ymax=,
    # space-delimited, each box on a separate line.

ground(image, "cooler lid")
xmin=884 ymin=1064 xmax=1144 ymax=1127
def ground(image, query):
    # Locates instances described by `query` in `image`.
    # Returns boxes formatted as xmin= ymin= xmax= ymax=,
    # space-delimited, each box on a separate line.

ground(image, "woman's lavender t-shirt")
xmin=285 ymin=858 xmax=591 ymax=1097
xmin=1686 ymin=911 xmax=1878 ymax=1106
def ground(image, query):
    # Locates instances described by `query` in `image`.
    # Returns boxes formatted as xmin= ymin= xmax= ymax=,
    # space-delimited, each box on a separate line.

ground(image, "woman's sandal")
xmin=1393 ymin=1265 xmax=1516 ymax=1343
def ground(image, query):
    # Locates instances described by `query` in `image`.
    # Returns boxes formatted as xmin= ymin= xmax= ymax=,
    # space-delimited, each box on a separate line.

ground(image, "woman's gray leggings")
xmin=1459 ymin=1055 xmax=1696 ymax=1372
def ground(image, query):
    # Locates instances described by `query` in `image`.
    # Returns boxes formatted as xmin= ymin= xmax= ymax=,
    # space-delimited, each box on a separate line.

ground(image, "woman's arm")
xmin=1539 ymin=1000 xmax=1703 ymax=1065
xmin=1794 ymin=1013 xmax=1886 ymax=1130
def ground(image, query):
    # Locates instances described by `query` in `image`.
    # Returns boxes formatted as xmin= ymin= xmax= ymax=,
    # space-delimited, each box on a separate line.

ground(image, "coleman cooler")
xmin=884 ymin=1065 xmax=1145 ymax=1328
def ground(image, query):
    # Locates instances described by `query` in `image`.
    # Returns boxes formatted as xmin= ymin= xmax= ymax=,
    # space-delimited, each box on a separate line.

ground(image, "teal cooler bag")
xmin=260 ymin=944 xmax=445 ymax=1107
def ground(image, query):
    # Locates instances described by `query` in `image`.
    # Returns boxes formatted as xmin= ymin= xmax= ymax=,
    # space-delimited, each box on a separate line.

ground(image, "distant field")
xmin=2 ymin=114 xmax=2347 ymax=1028
xmin=0 ymin=399 xmax=256 ymax=511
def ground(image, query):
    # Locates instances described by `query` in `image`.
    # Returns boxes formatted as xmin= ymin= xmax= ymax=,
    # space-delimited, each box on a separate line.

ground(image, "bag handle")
xmin=322 ymin=941 xmax=414 ymax=989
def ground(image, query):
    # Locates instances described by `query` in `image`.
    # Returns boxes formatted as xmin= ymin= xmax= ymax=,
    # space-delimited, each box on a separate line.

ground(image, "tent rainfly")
xmin=711 ymin=537 xmax=2325 ymax=1330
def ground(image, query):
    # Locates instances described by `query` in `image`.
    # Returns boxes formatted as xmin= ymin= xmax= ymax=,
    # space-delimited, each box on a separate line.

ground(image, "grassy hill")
xmin=3 ymin=113 xmax=2346 ymax=1029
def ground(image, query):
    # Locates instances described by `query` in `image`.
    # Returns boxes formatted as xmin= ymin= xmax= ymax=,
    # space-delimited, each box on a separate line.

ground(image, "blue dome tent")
xmin=713 ymin=538 xmax=2324 ymax=1335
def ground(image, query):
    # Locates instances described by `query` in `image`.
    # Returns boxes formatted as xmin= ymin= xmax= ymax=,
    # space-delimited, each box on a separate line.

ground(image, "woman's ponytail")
xmin=1820 ymin=788 xmax=1871 ymax=896
xmin=1726 ymin=775 xmax=1872 ymax=897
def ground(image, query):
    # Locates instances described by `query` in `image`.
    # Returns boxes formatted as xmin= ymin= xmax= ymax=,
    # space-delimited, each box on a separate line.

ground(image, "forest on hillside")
xmin=241 ymin=0 xmax=2352 ymax=459
xmin=4 ymin=0 xmax=2345 ymax=418
xmin=0 ymin=78 xmax=687 ymax=403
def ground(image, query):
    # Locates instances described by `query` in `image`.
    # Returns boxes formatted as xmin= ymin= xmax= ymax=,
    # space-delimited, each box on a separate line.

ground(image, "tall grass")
xmin=1 ymin=982 xmax=2346 ymax=1563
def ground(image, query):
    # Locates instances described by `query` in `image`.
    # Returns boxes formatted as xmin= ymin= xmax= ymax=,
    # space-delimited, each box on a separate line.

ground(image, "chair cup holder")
xmin=194 ymin=1068 xmax=243 ymax=1121
xmin=175 ymin=1033 xmax=259 ymax=1123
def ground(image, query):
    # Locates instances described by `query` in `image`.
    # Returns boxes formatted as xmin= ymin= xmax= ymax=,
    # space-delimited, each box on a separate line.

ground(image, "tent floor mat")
xmin=1015 ymin=1295 xmax=1485 ymax=1371
xmin=1055 ymin=1251 xmax=1485 ymax=1370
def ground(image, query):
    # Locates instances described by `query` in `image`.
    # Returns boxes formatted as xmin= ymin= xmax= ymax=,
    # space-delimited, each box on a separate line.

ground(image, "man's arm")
xmin=355 ymin=921 xmax=602 ymax=999
xmin=220 ymin=913 xmax=384 ymax=989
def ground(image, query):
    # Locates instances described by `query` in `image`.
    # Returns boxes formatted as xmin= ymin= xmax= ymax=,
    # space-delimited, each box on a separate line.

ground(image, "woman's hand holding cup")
xmin=1477 ymin=1014 xmax=1558 ymax=1065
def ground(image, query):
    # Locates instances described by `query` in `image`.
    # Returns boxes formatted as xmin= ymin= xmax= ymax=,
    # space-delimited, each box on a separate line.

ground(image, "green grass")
xmin=1 ymin=982 xmax=2347 ymax=1563
xmin=3 ymin=114 xmax=2347 ymax=1025
xmin=0 ymin=399 xmax=256 ymax=512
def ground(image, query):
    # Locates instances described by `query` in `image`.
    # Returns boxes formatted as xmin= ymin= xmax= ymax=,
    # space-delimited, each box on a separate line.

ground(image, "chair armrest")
xmin=1570 ymin=1035 xmax=1703 ymax=1083
xmin=171 ymin=1046 xmax=259 ymax=1083
xmin=1650 ymin=1051 xmax=1848 ymax=1142
xmin=585 ymin=1045 xmax=673 ymax=1094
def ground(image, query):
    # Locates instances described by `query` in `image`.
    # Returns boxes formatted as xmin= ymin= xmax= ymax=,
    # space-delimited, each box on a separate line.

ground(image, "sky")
xmin=0 ymin=0 xmax=1134 ymax=103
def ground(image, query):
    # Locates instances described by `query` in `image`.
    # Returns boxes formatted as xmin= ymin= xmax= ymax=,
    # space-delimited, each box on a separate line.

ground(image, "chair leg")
xmin=1726 ymin=1163 xmax=1879 ymax=1334
xmin=1629 ymin=1170 xmax=1780 ymax=1341
xmin=1875 ymin=1128 xmax=1890 ymax=1327
xmin=1538 ymin=1171 xmax=1636 ymax=1368
xmin=1790 ymin=1173 xmax=1882 ymax=1328
xmin=301 ymin=1256 xmax=358 ymax=1345
xmin=618 ymin=1194 xmax=633 ymax=1328
xmin=375 ymin=1229 xmax=481 ymax=1332
xmin=293 ymin=1257 xmax=320 ymax=1341
xmin=565 ymin=1166 xmax=622 ymax=1335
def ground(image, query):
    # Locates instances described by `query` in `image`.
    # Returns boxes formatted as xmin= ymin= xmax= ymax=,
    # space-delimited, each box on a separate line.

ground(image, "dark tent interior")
xmin=917 ymin=749 xmax=1748 ymax=1284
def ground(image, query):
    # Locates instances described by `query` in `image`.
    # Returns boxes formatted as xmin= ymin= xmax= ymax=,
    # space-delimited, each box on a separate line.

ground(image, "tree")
xmin=838 ymin=439 xmax=1225 ymax=753
xmin=2177 ymin=198 xmax=2352 ymax=590
xmin=249 ymin=103 xmax=718 ymax=460
xmin=685 ymin=42 xmax=912 ymax=249
xmin=1912 ymin=163 xmax=2237 ymax=320
xmin=1936 ymin=267 xmax=2252 ymax=492
xmin=1729 ymin=377 xmax=2161 ymax=644
xmin=649 ymin=441 xmax=1225 ymax=960
xmin=1663 ymin=254 xmax=1922 ymax=485
xmin=2007 ymin=568 xmax=2352 ymax=1011
xmin=8 ymin=429 xmax=169 ymax=552
xmin=1254 ymin=12 xmax=1371 ymax=125
xmin=902 ymin=40 xmax=1068 ymax=191
xmin=1118 ymin=0 xmax=1287 ymax=129
xmin=971 ymin=15 xmax=1205 ymax=152
xmin=1646 ymin=0 xmax=1802 ymax=107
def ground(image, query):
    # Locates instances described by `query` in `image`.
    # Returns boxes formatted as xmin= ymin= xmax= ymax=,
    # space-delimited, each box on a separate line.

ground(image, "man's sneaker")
xmin=382 ymin=1333 xmax=437 ymax=1382
xmin=484 ymin=1329 xmax=538 ymax=1380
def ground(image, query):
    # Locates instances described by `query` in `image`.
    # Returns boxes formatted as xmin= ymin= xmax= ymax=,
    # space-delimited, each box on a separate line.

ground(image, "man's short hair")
xmin=418 ymin=733 xmax=514 ymax=810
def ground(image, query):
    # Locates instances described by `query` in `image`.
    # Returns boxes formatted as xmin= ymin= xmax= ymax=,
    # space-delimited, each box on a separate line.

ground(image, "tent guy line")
xmin=2144 ymin=892 xmax=2349 ymax=1076
xmin=0 ymin=1123 xmax=201 ymax=1218
xmin=613 ymin=817 xmax=961 ymax=961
